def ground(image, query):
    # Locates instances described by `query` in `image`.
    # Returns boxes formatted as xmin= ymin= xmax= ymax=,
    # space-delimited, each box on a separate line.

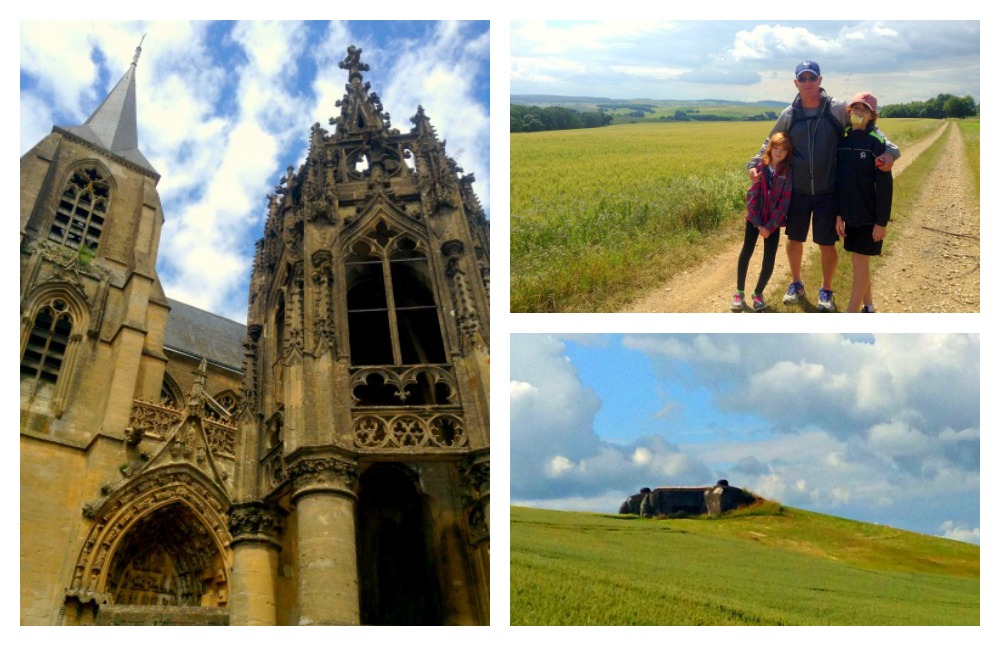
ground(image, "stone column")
xmin=463 ymin=453 xmax=490 ymax=540
xmin=461 ymin=452 xmax=490 ymax=624
xmin=288 ymin=452 xmax=360 ymax=625
xmin=227 ymin=502 xmax=284 ymax=626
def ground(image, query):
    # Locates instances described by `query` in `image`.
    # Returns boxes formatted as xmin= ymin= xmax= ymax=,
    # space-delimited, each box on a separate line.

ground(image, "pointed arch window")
xmin=345 ymin=222 xmax=446 ymax=366
xmin=160 ymin=372 xmax=183 ymax=408
xmin=20 ymin=298 xmax=74 ymax=385
xmin=49 ymin=166 xmax=112 ymax=250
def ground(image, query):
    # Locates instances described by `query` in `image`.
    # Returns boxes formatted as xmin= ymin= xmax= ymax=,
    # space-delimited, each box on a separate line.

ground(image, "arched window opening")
xmin=357 ymin=465 xmax=442 ymax=625
xmin=345 ymin=227 xmax=445 ymax=367
xmin=160 ymin=373 xmax=182 ymax=408
xmin=21 ymin=299 xmax=74 ymax=386
xmin=49 ymin=166 xmax=111 ymax=250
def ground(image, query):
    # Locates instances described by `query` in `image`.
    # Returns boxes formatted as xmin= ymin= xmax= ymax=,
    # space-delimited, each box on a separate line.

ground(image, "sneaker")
xmin=860 ymin=304 xmax=876 ymax=313
xmin=731 ymin=292 xmax=745 ymax=311
xmin=752 ymin=294 xmax=766 ymax=311
xmin=817 ymin=288 xmax=835 ymax=311
xmin=782 ymin=281 xmax=805 ymax=305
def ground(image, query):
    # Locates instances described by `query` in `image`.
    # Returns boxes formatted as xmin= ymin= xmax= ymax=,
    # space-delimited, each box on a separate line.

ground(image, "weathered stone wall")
xmin=95 ymin=606 xmax=229 ymax=626
xmin=705 ymin=485 xmax=758 ymax=516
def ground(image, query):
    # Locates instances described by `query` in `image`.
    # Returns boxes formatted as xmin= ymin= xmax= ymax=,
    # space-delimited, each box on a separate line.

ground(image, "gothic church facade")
xmin=20 ymin=45 xmax=490 ymax=626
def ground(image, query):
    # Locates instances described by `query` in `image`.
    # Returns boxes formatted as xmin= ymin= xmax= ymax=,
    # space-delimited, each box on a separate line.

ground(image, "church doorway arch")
xmin=356 ymin=463 xmax=443 ymax=625
xmin=106 ymin=501 xmax=228 ymax=607
xmin=65 ymin=466 xmax=232 ymax=624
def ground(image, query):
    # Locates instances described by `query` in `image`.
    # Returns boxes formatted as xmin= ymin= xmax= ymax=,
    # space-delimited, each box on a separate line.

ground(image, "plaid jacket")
xmin=746 ymin=162 xmax=793 ymax=231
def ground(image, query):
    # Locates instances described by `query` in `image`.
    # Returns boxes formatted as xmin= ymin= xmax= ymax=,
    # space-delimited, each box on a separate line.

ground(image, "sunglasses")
xmin=797 ymin=74 xmax=818 ymax=82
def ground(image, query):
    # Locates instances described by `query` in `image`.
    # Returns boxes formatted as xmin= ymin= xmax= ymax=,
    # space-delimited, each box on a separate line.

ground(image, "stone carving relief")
xmin=227 ymin=501 xmax=284 ymax=544
xmin=311 ymin=250 xmax=336 ymax=356
xmin=461 ymin=454 xmax=490 ymax=546
xmin=442 ymin=240 xmax=484 ymax=353
xmin=354 ymin=412 xmax=466 ymax=450
xmin=68 ymin=468 xmax=231 ymax=606
xmin=286 ymin=455 xmax=358 ymax=495
xmin=349 ymin=365 xmax=458 ymax=407
xmin=279 ymin=263 xmax=305 ymax=366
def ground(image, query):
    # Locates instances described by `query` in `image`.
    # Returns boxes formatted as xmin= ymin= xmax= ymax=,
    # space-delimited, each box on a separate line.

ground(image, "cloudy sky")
xmin=511 ymin=333 xmax=980 ymax=544
xmin=20 ymin=20 xmax=490 ymax=322
xmin=511 ymin=21 xmax=980 ymax=105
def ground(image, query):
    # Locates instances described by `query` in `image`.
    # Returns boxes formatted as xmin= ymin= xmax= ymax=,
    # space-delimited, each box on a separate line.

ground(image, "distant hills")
xmin=511 ymin=95 xmax=790 ymax=129
xmin=512 ymin=94 xmax=788 ymax=109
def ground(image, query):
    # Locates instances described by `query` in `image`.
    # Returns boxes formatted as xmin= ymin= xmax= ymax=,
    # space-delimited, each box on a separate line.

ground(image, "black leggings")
xmin=736 ymin=221 xmax=781 ymax=294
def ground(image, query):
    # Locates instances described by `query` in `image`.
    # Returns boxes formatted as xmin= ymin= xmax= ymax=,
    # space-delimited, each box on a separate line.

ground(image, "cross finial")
xmin=338 ymin=45 xmax=370 ymax=81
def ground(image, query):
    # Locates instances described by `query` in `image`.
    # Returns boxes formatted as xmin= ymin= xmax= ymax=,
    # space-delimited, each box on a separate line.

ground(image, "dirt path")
xmin=874 ymin=123 xmax=979 ymax=312
xmin=622 ymin=121 xmax=972 ymax=313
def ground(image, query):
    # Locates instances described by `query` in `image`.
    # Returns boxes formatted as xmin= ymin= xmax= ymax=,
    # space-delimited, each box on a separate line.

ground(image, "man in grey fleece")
xmin=747 ymin=60 xmax=899 ymax=311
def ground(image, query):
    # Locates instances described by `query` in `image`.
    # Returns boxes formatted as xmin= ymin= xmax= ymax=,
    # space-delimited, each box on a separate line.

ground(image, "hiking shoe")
xmin=860 ymin=304 xmax=876 ymax=313
xmin=782 ymin=281 xmax=805 ymax=304
xmin=817 ymin=288 xmax=836 ymax=311
xmin=752 ymin=294 xmax=767 ymax=311
xmin=731 ymin=292 xmax=745 ymax=311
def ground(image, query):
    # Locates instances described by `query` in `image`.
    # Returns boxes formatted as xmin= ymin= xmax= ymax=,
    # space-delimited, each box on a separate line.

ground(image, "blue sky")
xmin=511 ymin=21 xmax=980 ymax=105
xmin=511 ymin=334 xmax=981 ymax=545
xmin=20 ymin=20 xmax=490 ymax=322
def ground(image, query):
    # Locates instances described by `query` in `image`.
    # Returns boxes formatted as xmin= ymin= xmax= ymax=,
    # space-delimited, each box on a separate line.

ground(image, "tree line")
xmin=511 ymin=104 xmax=613 ymax=132
xmin=880 ymin=94 xmax=978 ymax=119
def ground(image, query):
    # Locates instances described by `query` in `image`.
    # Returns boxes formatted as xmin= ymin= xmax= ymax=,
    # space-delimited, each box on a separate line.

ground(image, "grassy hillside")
xmin=510 ymin=505 xmax=979 ymax=625
xmin=510 ymin=118 xmax=943 ymax=312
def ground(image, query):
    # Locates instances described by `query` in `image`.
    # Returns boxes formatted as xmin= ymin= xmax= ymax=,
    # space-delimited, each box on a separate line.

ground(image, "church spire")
xmin=61 ymin=38 xmax=157 ymax=176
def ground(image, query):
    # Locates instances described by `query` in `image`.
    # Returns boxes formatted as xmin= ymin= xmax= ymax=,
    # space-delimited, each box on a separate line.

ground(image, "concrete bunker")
xmin=619 ymin=480 xmax=758 ymax=518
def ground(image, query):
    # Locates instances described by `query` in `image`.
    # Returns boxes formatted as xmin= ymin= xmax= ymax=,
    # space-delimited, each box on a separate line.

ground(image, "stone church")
xmin=19 ymin=44 xmax=490 ymax=626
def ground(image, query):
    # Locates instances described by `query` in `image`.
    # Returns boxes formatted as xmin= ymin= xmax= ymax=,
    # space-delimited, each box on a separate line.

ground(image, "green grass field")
xmin=510 ymin=505 xmax=980 ymax=625
xmin=510 ymin=118 xmax=947 ymax=312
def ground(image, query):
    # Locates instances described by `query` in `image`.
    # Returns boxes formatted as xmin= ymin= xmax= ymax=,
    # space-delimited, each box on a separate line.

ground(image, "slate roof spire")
xmin=61 ymin=36 xmax=157 ymax=175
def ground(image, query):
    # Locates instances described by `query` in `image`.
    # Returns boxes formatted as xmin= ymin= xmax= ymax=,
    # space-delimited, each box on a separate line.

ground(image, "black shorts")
xmin=844 ymin=224 xmax=884 ymax=256
xmin=785 ymin=191 xmax=838 ymax=246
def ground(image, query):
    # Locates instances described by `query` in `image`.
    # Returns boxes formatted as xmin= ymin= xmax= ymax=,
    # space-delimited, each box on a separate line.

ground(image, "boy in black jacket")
xmin=836 ymin=92 xmax=893 ymax=313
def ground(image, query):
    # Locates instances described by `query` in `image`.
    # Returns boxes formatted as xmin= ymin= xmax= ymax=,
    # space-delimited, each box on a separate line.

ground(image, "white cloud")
xmin=939 ymin=521 xmax=980 ymax=545
xmin=730 ymin=25 xmax=833 ymax=61
xmin=632 ymin=447 xmax=652 ymax=465
xmin=867 ymin=421 xmax=931 ymax=458
xmin=623 ymin=334 xmax=741 ymax=364
xmin=511 ymin=335 xmax=711 ymax=504
xmin=22 ymin=21 xmax=490 ymax=322
xmin=515 ymin=333 xmax=980 ymax=539
xmin=381 ymin=22 xmax=490 ymax=213
xmin=510 ymin=381 xmax=537 ymax=400
xmin=510 ymin=21 xmax=979 ymax=104
xmin=546 ymin=456 xmax=574 ymax=478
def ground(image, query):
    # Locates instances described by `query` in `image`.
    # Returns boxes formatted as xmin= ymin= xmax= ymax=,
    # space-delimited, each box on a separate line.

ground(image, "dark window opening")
xmin=49 ymin=167 xmax=111 ymax=250
xmin=348 ymin=311 xmax=393 ymax=366
xmin=353 ymin=372 xmax=402 ymax=407
xmin=357 ymin=465 xmax=443 ymax=625
xmin=21 ymin=301 xmax=73 ymax=385
xmin=397 ymin=309 xmax=445 ymax=364
xmin=346 ymin=230 xmax=446 ymax=367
